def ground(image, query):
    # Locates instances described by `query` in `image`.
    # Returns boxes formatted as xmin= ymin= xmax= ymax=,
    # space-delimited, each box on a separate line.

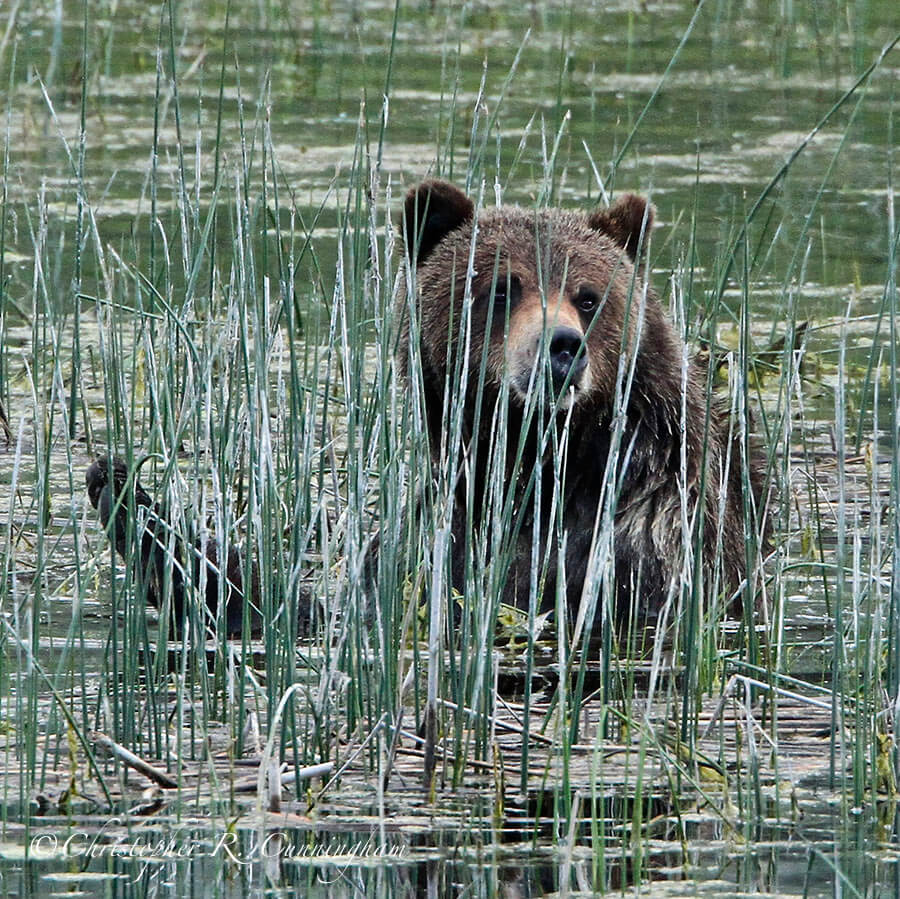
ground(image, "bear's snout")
xmin=507 ymin=321 xmax=592 ymax=405
xmin=548 ymin=327 xmax=587 ymax=391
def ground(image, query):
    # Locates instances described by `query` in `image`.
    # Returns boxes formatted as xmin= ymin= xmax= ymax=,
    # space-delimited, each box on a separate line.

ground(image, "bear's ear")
xmin=403 ymin=180 xmax=475 ymax=266
xmin=588 ymin=194 xmax=654 ymax=263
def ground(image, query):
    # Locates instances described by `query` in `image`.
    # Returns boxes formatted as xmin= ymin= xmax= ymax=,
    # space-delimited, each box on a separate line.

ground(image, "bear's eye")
xmin=485 ymin=274 xmax=521 ymax=307
xmin=575 ymin=286 xmax=600 ymax=314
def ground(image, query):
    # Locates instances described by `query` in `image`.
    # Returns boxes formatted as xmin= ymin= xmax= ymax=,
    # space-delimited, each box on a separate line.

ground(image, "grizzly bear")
xmin=86 ymin=456 xmax=260 ymax=637
xmin=395 ymin=179 xmax=767 ymax=628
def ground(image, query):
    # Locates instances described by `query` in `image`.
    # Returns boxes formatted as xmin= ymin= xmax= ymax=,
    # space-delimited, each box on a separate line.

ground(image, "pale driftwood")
xmin=232 ymin=761 xmax=334 ymax=794
xmin=90 ymin=731 xmax=178 ymax=789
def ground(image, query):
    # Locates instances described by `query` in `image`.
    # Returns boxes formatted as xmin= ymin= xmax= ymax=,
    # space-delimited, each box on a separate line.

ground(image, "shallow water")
xmin=1 ymin=1 xmax=899 ymax=896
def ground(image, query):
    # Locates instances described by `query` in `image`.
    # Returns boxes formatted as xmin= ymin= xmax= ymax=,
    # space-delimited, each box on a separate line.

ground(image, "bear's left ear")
xmin=588 ymin=194 xmax=654 ymax=263
xmin=403 ymin=180 xmax=475 ymax=267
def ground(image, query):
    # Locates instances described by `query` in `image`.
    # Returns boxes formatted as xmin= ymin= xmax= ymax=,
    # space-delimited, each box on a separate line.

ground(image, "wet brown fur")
xmin=396 ymin=180 xmax=768 ymax=626
xmin=86 ymin=456 xmax=261 ymax=637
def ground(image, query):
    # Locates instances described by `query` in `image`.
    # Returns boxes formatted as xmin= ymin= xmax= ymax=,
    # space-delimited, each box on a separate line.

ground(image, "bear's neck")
xmin=480 ymin=363 xmax=692 ymax=512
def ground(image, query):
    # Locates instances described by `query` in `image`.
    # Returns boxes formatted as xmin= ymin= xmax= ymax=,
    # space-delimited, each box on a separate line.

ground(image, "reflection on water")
xmin=4 ymin=797 xmax=900 ymax=897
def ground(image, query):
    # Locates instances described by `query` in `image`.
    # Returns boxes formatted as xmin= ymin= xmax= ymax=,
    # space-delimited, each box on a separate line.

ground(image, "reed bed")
xmin=0 ymin=2 xmax=897 ymax=894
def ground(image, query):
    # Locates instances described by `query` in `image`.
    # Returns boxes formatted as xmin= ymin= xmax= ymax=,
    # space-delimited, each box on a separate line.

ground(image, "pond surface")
xmin=1 ymin=0 xmax=899 ymax=896
xmin=4 ymin=0 xmax=897 ymax=301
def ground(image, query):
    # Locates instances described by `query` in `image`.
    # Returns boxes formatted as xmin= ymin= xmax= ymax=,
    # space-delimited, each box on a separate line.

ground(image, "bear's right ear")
xmin=403 ymin=180 xmax=474 ymax=267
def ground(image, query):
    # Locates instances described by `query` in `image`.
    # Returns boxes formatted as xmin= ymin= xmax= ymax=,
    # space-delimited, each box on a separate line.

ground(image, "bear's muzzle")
xmin=507 ymin=325 xmax=592 ymax=406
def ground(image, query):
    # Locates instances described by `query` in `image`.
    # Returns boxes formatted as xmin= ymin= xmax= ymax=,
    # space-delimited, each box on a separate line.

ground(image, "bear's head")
xmin=398 ymin=179 xmax=658 ymax=425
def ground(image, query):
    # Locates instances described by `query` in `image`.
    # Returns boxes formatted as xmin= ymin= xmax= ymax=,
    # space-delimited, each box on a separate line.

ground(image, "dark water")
xmin=1 ymin=1 xmax=898 ymax=896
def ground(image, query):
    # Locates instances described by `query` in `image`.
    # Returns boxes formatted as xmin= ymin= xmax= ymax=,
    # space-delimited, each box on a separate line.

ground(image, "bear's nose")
xmin=548 ymin=327 xmax=587 ymax=390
